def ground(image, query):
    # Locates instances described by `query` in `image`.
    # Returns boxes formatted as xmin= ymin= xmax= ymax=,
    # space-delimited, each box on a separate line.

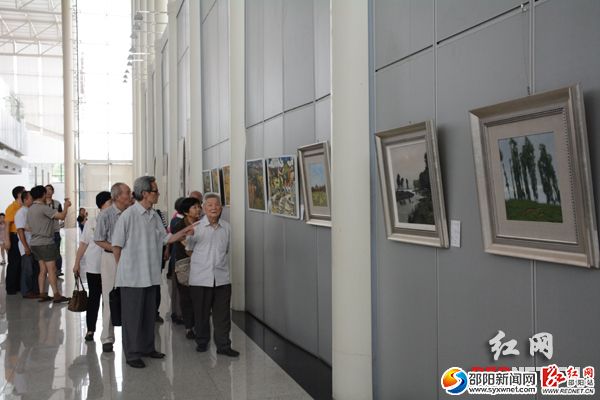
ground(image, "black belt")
xmin=104 ymin=249 xmax=113 ymax=253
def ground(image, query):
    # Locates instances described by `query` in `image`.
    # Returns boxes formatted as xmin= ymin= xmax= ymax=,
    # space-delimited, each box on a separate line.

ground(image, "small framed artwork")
xmin=470 ymin=84 xmax=598 ymax=268
xmin=298 ymin=142 xmax=331 ymax=227
xmin=222 ymin=165 xmax=231 ymax=206
xmin=375 ymin=120 xmax=449 ymax=248
xmin=202 ymin=170 xmax=212 ymax=194
xmin=266 ymin=155 xmax=300 ymax=219
xmin=211 ymin=168 xmax=221 ymax=196
xmin=246 ymin=159 xmax=267 ymax=212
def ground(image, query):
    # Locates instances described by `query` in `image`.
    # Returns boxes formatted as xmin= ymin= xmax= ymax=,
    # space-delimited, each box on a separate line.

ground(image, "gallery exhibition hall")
xmin=0 ymin=0 xmax=599 ymax=399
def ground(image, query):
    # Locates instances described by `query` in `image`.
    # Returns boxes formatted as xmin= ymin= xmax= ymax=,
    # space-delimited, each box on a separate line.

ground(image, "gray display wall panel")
xmin=436 ymin=10 xmax=536 ymax=390
xmin=201 ymin=0 xmax=216 ymax=22
xmin=263 ymin=116 xmax=284 ymax=158
xmin=375 ymin=50 xmax=434 ymax=132
xmin=373 ymin=0 xmax=433 ymax=69
xmin=534 ymin=0 xmax=600 ymax=372
xmin=245 ymin=124 xmax=264 ymax=160
xmin=263 ymin=216 xmax=287 ymax=335
xmin=371 ymin=3 xmax=571 ymax=399
xmin=283 ymin=0 xmax=315 ymax=110
xmin=245 ymin=0 xmax=264 ymax=128
xmin=436 ymin=0 xmax=523 ymax=42
xmin=315 ymin=96 xmax=330 ymax=143
xmin=263 ymin=0 xmax=283 ymax=120
xmin=244 ymin=0 xmax=332 ymax=363
xmin=245 ymin=210 xmax=265 ymax=319
xmin=316 ymin=227 xmax=332 ymax=365
xmin=217 ymin=0 xmax=230 ymax=143
xmin=314 ymin=0 xmax=330 ymax=98
xmin=284 ymin=220 xmax=319 ymax=355
xmin=373 ymin=192 xmax=438 ymax=400
xmin=283 ymin=104 xmax=315 ymax=153
xmin=201 ymin=9 xmax=219 ymax=148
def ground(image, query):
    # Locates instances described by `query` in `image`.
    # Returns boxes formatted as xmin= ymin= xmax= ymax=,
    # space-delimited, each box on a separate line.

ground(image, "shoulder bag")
xmin=174 ymin=257 xmax=191 ymax=286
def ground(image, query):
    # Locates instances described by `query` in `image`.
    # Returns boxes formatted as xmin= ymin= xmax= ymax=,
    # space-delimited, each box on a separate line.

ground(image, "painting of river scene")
xmin=267 ymin=155 xmax=299 ymax=218
xmin=498 ymin=132 xmax=562 ymax=223
xmin=385 ymin=140 xmax=435 ymax=228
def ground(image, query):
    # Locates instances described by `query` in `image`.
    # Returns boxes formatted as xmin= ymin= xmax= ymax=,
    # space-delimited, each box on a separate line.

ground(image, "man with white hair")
xmin=112 ymin=176 xmax=194 ymax=368
xmin=94 ymin=182 xmax=132 ymax=353
xmin=186 ymin=192 xmax=239 ymax=357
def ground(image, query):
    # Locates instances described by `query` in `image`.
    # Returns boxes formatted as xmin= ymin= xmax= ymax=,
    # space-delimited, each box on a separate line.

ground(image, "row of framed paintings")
xmin=246 ymin=142 xmax=332 ymax=227
xmin=202 ymin=166 xmax=231 ymax=206
xmin=375 ymin=84 xmax=598 ymax=268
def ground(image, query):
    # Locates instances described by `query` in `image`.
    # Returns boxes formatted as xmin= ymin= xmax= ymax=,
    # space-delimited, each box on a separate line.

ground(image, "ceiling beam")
xmin=0 ymin=7 xmax=61 ymax=16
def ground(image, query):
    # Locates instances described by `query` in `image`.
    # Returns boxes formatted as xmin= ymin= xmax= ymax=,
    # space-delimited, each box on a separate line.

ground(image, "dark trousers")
xmin=176 ymin=278 xmax=195 ymax=329
xmin=53 ymin=232 xmax=62 ymax=272
xmin=6 ymin=233 xmax=21 ymax=293
xmin=20 ymin=254 xmax=39 ymax=295
xmin=121 ymin=286 xmax=157 ymax=361
xmin=190 ymin=284 xmax=232 ymax=350
xmin=86 ymin=273 xmax=102 ymax=332
xmin=155 ymin=284 xmax=161 ymax=316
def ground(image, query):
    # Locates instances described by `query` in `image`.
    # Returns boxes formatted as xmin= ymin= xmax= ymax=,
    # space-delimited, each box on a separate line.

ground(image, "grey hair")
xmin=133 ymin=176 xmax=156 ymax=201
xmin=203 ymin=192 xmax=221 ymax=205
xmin=110 ymin=182 xmax=126 ymax=200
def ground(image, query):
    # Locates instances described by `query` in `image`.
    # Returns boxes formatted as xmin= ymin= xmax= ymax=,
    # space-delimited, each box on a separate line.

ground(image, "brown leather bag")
xmin=68 ymin=274 xmax=88 ymax=312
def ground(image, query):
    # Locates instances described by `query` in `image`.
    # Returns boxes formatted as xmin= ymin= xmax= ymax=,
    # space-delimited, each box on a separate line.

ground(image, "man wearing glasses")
xmin=112 ymin=176 xmax=195 ymax=368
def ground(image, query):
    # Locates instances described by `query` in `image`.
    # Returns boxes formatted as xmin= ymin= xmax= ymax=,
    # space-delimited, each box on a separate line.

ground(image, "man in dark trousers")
xmin=4 ymin=186 xmax=24 ymax=294
xmin=186 ymin=193 xmax=239 ymax=357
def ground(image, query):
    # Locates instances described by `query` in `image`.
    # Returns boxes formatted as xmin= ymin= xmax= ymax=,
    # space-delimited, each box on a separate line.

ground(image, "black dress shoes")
xmin=126 ymin=359 xmax=146 ymax=368
xmin=143 ymin=351 xmax=166 ymax=359
xmin=196 ymin=344 xmax=208 ymax=352
xmin=102 ymin=343 xmax=113 ymax=353
xmin=217 ymin=348 xmax=240 ymax=357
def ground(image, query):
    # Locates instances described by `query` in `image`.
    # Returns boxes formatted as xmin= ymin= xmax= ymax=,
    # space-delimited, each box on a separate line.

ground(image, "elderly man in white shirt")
xmin=186 ymin=192 xmax=239 ymax=357
xmin=112 ymin=176 xmax=194 ymax=369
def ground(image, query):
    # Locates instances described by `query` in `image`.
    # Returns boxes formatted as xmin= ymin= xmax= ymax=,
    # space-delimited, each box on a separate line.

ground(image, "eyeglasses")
xmin=148 ymin=189 xmax=159 ymax=193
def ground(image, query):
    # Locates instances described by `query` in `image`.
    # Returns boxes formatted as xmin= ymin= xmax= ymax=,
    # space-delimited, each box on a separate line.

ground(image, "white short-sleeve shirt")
xmin=186 ymin=216 xmax=231 ymax=287
xmin=14 ymin=206 xmax=31 ymax=256
xmin=112 ymin=202 xmax=169 ymax=288
xmin=80 ymin=216 xmax=102 ymax=274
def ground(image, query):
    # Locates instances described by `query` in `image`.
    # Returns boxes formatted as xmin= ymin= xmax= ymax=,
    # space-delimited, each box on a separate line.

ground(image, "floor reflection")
xmin=0 ymin=228 xmax=311 ymax=400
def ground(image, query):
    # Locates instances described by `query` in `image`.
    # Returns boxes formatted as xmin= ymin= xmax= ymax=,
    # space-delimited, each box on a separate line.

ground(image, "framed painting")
xmin=222 ymin=165 xmax=231 ymax=206
xmin=375 ymin=121 xmax=449 ymax=248
xmin=246 ymin=159 xmax=267 ymax=212
xmin=202 ymin=170 xmax=212 ymax=194
xmin=298 ymin=142 xmax=331 ymax=227
xmin=266 ymin=155 xmax=300 ymax=219
xmin=211 ymin=168 xmax=221 ymax=196
xmin=470 ymin=84 xmax=598 ymax=268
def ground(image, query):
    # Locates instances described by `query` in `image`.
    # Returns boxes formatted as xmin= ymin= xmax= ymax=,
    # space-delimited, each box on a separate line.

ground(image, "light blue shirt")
xmin=112 ymin=201 xmax=169 ymax=288
xmin=186 ymin=216 xmax=231 ymax=287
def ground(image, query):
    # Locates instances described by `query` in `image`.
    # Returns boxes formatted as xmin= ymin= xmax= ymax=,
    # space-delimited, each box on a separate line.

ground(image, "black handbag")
xmin=68 ymin=274 xmax=88 ymax=312
xmin=109 ymin=287 xmax=122 ymax=326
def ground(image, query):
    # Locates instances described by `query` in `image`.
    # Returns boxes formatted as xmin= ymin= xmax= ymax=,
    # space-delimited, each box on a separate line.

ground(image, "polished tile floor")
xmin=0 ymin=229 xmax=313 ymax=400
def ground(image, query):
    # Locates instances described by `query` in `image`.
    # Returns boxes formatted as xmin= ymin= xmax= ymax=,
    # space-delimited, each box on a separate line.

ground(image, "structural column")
xmin=167 ymin=1 xmax=179 ymax=211
xmin=229 ymin=0 xmax=245 ymax=311
xmin=61 ymin=0 xmax=75 ymax=227
xmin=188 ymin=0 xmax=203 ymax=192
xmin=331 ymin=0 xmax=372 ymax=399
